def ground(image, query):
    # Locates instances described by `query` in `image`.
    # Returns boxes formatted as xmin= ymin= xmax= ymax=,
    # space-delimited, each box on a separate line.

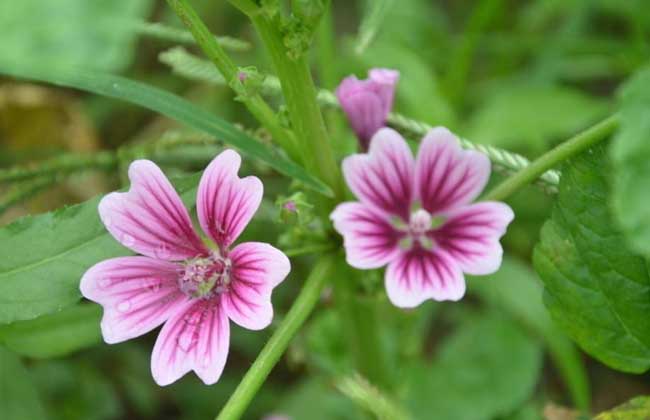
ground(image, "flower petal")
xmin=80 ymin=256 xmax=188 ymax=344
xmin=385 ymin=248 xmax=465 ymax=307
xmin=331 ymin=202 xmax=402 ymax=269
xmin=431 ymin=202 xmax=514 ymax=275
xmin=222 ymin=242 xmax=290 ymax=330
xmin=415 ymin=127 xmax=490 ymax=214
xmin=99 ymin=160 xmax=207 ymax=260
xmin=368 ymin=68 xmax=399 ymax=116
xmin=197 ymin=150 xmax=263 ymax=249
xmin=342 ymin=128 xmax=415 ymax=220
xmin=151 ymin=298 xmax=230 ymax=386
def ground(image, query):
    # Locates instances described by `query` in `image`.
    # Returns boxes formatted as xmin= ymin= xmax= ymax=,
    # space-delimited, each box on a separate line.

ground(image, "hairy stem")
xmin=484 ymin=114 xmax=620 ymax=201
xmin=216 ymin=256 xmax=335 ymax=420
xmin=0 ymin=152 xmax=117 ymax=183
xmin=165 ymin=0 xmax=301 ymax=161
xmin=247 ymin=14 xmax=343 ymax=201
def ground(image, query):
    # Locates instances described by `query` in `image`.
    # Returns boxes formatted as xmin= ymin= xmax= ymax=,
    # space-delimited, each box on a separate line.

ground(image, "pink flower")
xmin=336 ymin=68 xmax=399 ymax=151
xmin=331 ymin=128 xmax=513 ymax=308
xmin=80 ymin=150 xmax=290 ymax=386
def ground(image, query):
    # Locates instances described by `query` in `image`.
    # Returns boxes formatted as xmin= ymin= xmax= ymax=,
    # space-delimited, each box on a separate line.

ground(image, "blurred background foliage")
xmin=1 ymin=0 xmax=649 ymax=419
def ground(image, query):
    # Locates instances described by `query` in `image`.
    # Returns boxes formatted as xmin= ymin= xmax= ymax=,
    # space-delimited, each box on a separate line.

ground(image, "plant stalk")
xmin=484 ymin=114 xmax=619 ymax=201
xmin=165 ymin=0 xmax=301 ymax=162
xmin=216 ymin=256 xmax=335 ymax=420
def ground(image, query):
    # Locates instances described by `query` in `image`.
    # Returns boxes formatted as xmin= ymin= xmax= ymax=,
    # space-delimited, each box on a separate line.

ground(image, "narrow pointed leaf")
xmin=0 ymin=61 xmax=332 ymax=197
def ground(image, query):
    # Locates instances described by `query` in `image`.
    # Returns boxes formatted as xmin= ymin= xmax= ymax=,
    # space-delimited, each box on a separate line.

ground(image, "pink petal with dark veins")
xmin=331 ymin=202 xmax=402 ymax=269
xmin=385 ymin=248 xmax=465 ymax=307
xmin=342 ymin=128 xmax=415 ymax=220
xmin=197 ymin=150 xmax=263 ymax=249
xmin=80 ymin=256 xmax=188 ymax=344
xmin=99 ymin=160 xmax=208 ymax=260
xmin=222 ymin=242 xmax=290 ymax=330
xmin=415 ymin=127 xmax=490 ymax=214
xmin=431 ymin=202 xmax=514 ymax=275
xmin=151 ymin=298 xmax=229 ymax=386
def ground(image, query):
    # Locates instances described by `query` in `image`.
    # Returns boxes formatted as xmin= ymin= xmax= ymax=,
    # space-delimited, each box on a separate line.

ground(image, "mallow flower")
xmin=331 ymin=128 xmax=513 ymax=308
xmin=80 ymin=150 xmax=290 ymax=385
xmin=336 ymin=68 xmax=399 ymax=151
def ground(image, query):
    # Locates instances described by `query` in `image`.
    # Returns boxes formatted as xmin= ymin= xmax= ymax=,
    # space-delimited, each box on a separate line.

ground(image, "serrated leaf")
xmin=611 ymin=67 xmax=650 ymax=256
xmin=0 ymin=304 xmax=101 ymax=358
xmin=0 ymin=347 xmax=48 ymax=420
xmin=0 ymin=61 xmax=333 ymax=197
xmin=0 ymin=173 xmax=200 ymax=324
xmin=405 ymin=313 xmax=542 ymax=420
xmin=533 ymin=144 xmax=650 ymax=373
xmin=594 ymin=396 xmax=650 ymax=420
xmin=471 ymin=257 xmax=590 ymax=410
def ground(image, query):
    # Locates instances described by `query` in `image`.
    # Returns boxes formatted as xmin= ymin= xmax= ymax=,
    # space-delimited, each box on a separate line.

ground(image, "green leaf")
xmin=0 ymin=61 xmax=333 ymax=197
xmin=611 ymin=67 xmax=650 ymax=256
xmin=355 ymin=0 xmax=395 ymax=54
xmin=533 ymin=144 xmax=650 ymax=373
xmin=0 ymin=347 xmax=48 ymax=420
xmin=471 ymin=257 xmax=590 ymax=410
xmin=0 ymin=304 xmax=101 ymax=358
xmin=466 ymin=84 xmax=609 ymax=153
xmin=0 ymin=173 xmax=200 ymax=324
xmin=594 ymin=396 xmax=650 ymax=420
xmin=0 ymin=0 xmax=153 ymax=72
xmin=405 ymin=313 xmax=542 ymax=420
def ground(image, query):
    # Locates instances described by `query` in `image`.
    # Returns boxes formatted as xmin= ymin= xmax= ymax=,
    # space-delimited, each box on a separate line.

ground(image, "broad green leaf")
xmin=594 ymin=396 xmax=650 ymax=420
xmin=0 ymin=62 xmax=333 ymax=197
xmin=0 ymin=0 xmax=152 ymax=72
xmin=405 ymin=313 xmax=542 ymax=420
xmin=0 ymin=173 xmax=200 ymax=324
xmin=0 ymin=304 xmax=101 ymax=358
xmin=611 ymin=67 xmax=650 ymax=255
xmin=533 ymin=144 xmax=650 ymax=373
xmin=0 ymin=347 xmax=48 ymax=420
xmin=278 ymin=379 xmax=357 ymax=420
xmin=471 ymin=257 xmax=590 ymax=410
xmin=466 ymin=84 xmax=609 ymax=153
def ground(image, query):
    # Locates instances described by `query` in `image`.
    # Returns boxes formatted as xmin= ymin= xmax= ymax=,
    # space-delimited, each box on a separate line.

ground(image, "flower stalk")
xmin=484 ymin=113 xmax=620 ymax=202
xmin=165 ymin=0 xmax=301 ymax=162
xmin=216 ymin=255 xmax=335 ymax=420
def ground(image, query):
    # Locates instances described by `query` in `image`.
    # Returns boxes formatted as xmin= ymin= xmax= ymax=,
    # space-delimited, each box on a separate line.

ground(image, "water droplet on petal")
xmin=121 ymin=234 xmax=135 ymax=247
xmin=177 ymin=329 xmax=199 ymax=352
xmin=147 ymin=280 xmax=162 ymax=293
xmin=98 ymin=278 xmax=112 ymax=289
xmin=116 ymin=300 xmax=132 ymax=313
xmin=154 ymin=244 xmax=171 ymax=260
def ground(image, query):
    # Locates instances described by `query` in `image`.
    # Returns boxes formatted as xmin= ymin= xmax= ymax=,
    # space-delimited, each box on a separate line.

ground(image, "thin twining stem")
xmin=159 ymin=47 xmax=562 ymax=193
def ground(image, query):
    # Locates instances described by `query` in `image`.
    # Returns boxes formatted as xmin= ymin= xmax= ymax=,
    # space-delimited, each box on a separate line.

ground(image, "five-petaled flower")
xmin=336 ymin=68 xmax=399 ymax=151
xmin=80 ymin=150 xmax=290 ymax=386
xmin=331 ymin=128 xmax=513 ymax=308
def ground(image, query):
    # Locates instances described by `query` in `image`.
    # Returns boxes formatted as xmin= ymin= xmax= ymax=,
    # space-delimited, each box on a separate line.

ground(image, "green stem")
xmin=247 ymin=14 xmax=343 ymax=201
xmin=484 ymin=114 xmax=620 ymax=201
xmin=0 ymin=152 xmax=117 ymax=183
xmin=334 ymin=267 xmax=390 ymax=389
xmin=216 ymin=256 xmax=335 ymax=420
xmin=165 ymin=0 xmax=301 ymax=162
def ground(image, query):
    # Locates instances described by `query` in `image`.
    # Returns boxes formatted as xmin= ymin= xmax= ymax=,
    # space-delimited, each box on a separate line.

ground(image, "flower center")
xmin=178 ymin=252 xmax=231 ymax=299
xmin=409 ymin=209 xmax=432 ymax=235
